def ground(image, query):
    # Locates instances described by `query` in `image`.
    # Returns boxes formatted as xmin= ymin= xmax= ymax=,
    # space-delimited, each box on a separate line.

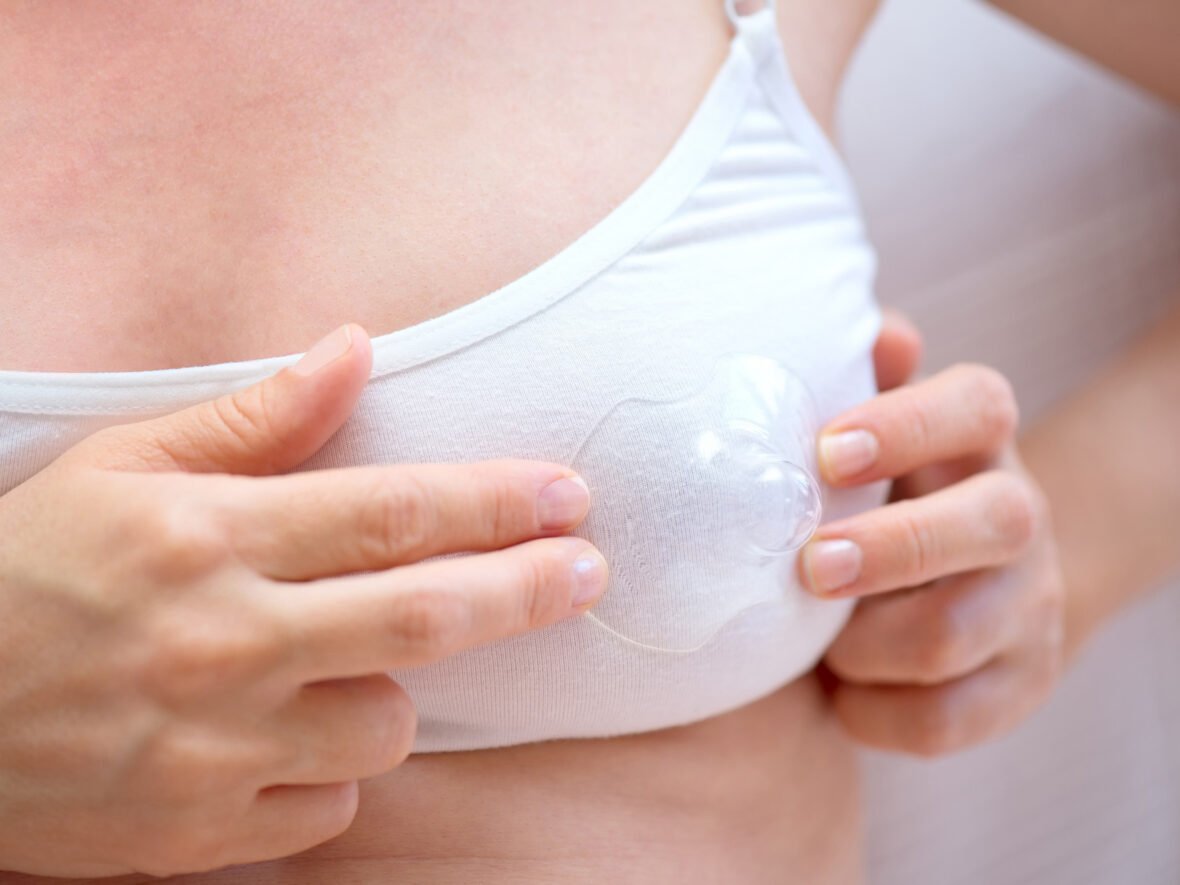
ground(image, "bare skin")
xmin=3 ymin=0 xmax=1175 ymax=882
xmin=0 ymin=1 xmax=877 ymax=882
xmin=1022 ymin=298 xmax=1180 ymax=662
xmin=0 ymin=0 xmax=872 ymax=373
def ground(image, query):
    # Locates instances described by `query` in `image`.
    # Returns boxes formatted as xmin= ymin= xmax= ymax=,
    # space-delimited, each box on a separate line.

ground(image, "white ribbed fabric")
xmin=0 ymin=6 xmax=883 ymax=751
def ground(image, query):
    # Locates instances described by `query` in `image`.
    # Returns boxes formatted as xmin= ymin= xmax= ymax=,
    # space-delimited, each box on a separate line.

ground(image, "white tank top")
xmin=0 ymin=2 xmax=885 ymax=752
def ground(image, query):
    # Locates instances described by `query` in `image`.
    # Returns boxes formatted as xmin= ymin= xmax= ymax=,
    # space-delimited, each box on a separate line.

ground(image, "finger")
xmin=229 ymin=782 xmax=360 ymax=869
xmin=799 ymin=469 xmax=1037 ymax=597
xmin=136 ymin=782 xmax=359 ymax=876
xmin=277 ymin=535 xmax=608 ymax=680
xmin=824 ymin=568 xmax=1025 ymax=685
xmin=872 ymin=308 xmax=924 ymax=392
xmin=816 ymin=363 xmax=1019 ymax=486
xmin=75 ymin=325 xmax=374 ymax=476
xmin=220 ymin=459 xmax=591 ymax=580
xmin=831 ymin=647 xmax=1058 ymax=757
xmin=268 ymin=675 xmax=417 ymax=784
xmin=889 ymin=436 xmax=1026 ymax=502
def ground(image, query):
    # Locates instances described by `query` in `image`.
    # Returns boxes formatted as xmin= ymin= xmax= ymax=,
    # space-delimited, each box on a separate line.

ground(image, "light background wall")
xmin=837 ymin=1 xmax=1180 ymax=882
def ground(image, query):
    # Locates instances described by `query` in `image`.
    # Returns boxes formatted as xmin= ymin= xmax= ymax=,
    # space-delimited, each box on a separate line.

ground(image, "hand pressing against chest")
xmin=803 ymin=312 xmax=1065 ymax=756
xmin=0 ymin=325 xmax=607 ymax=878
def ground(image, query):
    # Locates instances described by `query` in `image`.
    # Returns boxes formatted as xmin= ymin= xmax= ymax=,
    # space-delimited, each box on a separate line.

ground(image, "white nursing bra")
xmin=0 ymin=2 xmax=885 ymax=752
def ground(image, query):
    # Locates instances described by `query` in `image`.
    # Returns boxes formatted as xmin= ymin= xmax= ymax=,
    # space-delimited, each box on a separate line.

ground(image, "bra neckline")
xmin=0 ymin=9 xmax=837 ymax=415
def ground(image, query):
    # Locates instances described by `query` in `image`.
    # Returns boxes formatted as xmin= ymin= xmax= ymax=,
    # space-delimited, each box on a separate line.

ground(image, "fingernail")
xmin=802 ymin=539 xmax=863 ymax=594
xmin=292 ymin=325 xmax=354 ymax=377
xmin=819 ymin=430 xmax=879 ymax=481
xmin=571 ymin=546 xmax=607 ymax=607
xmin=537 ymin=475 xmax=590 ymax=530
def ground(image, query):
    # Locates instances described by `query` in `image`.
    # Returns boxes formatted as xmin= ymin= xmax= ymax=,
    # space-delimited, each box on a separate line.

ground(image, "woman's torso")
xmin=0 ymin=1 xmax=880 ymax=881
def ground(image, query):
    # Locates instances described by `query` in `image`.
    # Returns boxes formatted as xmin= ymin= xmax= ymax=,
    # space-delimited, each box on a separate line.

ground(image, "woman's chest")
xmin=0 ymin=0 xmax=874 ymax=374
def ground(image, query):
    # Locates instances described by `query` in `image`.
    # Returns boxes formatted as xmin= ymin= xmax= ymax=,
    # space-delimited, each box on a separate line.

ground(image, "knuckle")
xmin=312 ymin=782 xmax=362 ymax=845
xmin=389 ymin=588 xmax=469 ymax=662
xmin=895 ymin=506 xmax=937 ymax=584
xmin=139 ymin=607 xmax=282 ymax=705
xmin=983 ymin=471 xmax=1039 ymax=557
xmin=136 ymin=500 xmax=232 ymax=583
xmin=916 ymin=601 xmax=975 ymax=681
xmin=896 ymin=388 xmax=938 ymax=455
xmin=909 ymin=697 xmax=965 ymax=758
xmin=359 ymin=473 xmax=437 ymax=563
xmin=484 ymin=469 xmax=530 ymax=541
xmin=961 ymin=363 xmax=1020 ymax=442
xmin=518 ymin=543 xmax=573 ymax=627
xmin=134 ymin=727 xmax=225 ymax=806
xmin=266 ymin=730 xmax=310 ymax=780
xmin=210 ymin=384 xmax=280 ymax=456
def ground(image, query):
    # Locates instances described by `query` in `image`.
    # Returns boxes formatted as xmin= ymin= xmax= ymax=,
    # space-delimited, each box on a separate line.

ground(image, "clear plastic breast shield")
xmin=565 ymin=353 xmax=823 ymax=652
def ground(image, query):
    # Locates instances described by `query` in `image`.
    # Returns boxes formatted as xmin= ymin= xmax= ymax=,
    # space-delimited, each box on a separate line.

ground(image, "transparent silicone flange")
xmin=565 ymin=353 xmax=823 ymax=653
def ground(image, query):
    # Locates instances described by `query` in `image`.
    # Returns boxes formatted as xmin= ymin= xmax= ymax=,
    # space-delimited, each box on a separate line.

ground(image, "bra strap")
xmin=723 ymin=0 xmax=776 ymax=32
xmin=723 ymin=0 xmax=778 ymax=56
xmin=722 ymin=0 xmax=860 ymax=206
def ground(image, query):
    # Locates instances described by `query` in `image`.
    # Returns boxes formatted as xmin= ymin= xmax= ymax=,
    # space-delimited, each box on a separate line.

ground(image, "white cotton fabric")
xmin=0 ymin=5 xmax=884 ymax=752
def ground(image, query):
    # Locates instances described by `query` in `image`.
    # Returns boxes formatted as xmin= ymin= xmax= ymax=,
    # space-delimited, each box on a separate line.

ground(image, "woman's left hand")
xmin=801 ymin=313 xmax=1066 ymax=756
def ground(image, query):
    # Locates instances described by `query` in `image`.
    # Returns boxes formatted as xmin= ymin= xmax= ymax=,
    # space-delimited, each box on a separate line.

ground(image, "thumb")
xmin=86 ymin=324 xmax=373 ymax=475
xmin=872 ymin=308 xmax=923 ymax=392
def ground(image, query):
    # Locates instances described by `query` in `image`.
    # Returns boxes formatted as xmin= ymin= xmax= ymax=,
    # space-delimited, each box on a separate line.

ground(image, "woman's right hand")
xmin=0 ymin=324 xmax=607 ymax=879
